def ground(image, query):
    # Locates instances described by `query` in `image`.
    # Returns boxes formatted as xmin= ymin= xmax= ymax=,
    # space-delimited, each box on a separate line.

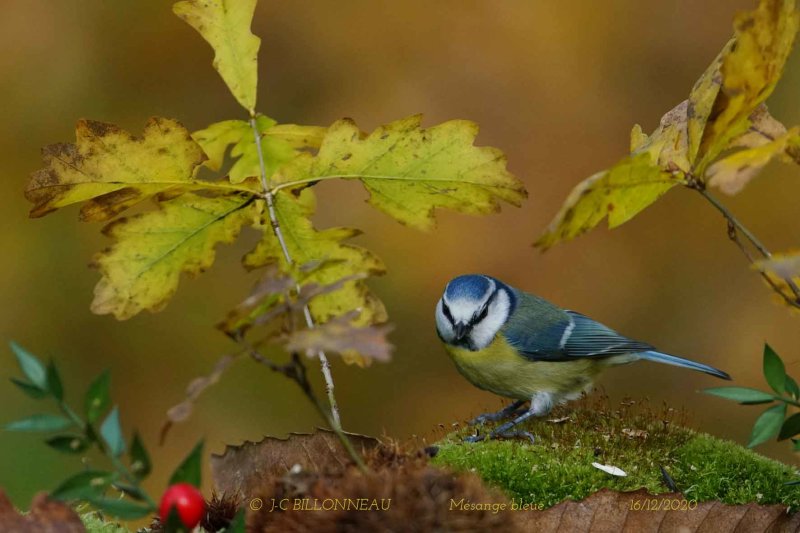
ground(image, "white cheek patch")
xmin=435 ymin=299 xmax=455 ymax=342
xmin=468 ymin=289 xmax=510 ymax=350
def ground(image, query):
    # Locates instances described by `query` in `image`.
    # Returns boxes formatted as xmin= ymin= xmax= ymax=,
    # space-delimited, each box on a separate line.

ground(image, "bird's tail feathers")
xmin=639 ymin=351 xmax=731 ymax=380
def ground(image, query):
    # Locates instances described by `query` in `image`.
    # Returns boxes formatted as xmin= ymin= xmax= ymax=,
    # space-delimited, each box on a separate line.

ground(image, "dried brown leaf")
xmin=211 ymin=429 xmax=380 ymax=496
xmin=0 ymin=490 xmax=84 ymax=533
xmin=286 ymin=313 xmax=394 ymax=362
xmin=519 ymin=488 xmax=800 ymax=532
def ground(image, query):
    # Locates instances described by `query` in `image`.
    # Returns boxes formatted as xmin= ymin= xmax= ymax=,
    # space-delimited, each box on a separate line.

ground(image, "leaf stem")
xmin=248 ymin=116 xmax=342 ymax=429
xmin=691 ymin=184 xmax=800 ymax=308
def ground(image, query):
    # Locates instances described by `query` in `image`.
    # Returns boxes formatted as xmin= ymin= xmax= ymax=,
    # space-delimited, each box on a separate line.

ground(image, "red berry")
xmin=159 ymin=483 xmax=206 ymax=529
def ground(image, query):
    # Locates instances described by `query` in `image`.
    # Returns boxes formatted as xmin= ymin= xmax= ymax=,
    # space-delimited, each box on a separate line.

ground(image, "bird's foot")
xmin=462 ymin=429 xmax=535 ymax=444
xmin=491 ymin=430 xmax=535 ymax=444
xmin=468 ymin=400 xmax=527 ymax=426
xmin=463 ymin=433 xmax=486 ymax=443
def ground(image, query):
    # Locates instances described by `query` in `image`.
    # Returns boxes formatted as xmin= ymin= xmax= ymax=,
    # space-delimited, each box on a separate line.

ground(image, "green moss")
xmin=433 ymin=395 xmax=800 ymax=509
xmin=79 ymin=510 xmax=131 ymax=533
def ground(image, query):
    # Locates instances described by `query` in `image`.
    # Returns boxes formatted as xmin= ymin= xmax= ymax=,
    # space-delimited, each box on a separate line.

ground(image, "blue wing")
xmin=503 ymin=309 xmax=653 ymax=362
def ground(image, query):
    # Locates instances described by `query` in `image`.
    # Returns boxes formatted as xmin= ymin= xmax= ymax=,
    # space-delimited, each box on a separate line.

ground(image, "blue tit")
xmin=435 ymin=274 xmax=731 ymax=442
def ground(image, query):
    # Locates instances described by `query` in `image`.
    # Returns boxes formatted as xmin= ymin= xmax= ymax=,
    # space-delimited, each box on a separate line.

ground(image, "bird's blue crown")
xmin=445 ymin=274 xmax=495 ymax=301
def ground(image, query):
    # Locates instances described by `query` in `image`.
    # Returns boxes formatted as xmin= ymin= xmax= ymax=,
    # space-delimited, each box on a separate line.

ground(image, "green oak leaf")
xmin=91 ymin=192 xmax=257 ymax=319
xmin=192 ymin=116 xmax=296 ymax=184
xmin=274 ymin=115 xmax=527 ymax=230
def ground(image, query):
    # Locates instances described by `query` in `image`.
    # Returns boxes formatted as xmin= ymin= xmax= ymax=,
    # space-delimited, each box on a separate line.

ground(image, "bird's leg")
xmin=468 ymin=399 xmax=528 ymax=426
xmin=464 ymin=392 xmax=553 ymax=443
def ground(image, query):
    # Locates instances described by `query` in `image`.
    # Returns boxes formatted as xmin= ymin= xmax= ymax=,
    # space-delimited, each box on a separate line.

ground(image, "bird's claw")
xmin=468 ymin=413 xmax=497 ymax=426
xmin=468 ymin=400 xmax=528 ymax=426
xmin=463 ymin=433 xmax=486 ymax=443
xmin=463 ymin=430 xmax=535 ymax=444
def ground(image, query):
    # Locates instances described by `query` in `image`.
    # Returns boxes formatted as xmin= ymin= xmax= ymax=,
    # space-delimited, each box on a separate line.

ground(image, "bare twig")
xmin=687 ymin=180 xmax=800 ymax=309
xmin=249 ymin=116 xmax=342 ymax=429
xmin=240 ymin=337 xmax=367 ymax=472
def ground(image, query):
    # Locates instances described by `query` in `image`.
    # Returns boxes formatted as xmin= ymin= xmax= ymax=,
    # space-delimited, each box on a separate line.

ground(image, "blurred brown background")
xmin=1 ymin=0 xmax=799 ymax=508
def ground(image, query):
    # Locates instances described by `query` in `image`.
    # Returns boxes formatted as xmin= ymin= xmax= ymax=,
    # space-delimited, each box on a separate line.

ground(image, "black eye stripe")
xmin=471 ymin=289 xmax=498 ymax=324
xmin=442 ymin=301 xmax=454 ymax=323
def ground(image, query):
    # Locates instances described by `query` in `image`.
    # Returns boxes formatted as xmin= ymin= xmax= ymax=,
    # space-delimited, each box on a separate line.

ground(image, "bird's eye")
xmin=475 ymin=306 xmax=489 ymax=323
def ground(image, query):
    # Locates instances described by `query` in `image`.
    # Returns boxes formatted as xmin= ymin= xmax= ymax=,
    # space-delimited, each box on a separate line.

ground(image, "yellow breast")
xmin=445 ymin=335 xmax=604 ymax=400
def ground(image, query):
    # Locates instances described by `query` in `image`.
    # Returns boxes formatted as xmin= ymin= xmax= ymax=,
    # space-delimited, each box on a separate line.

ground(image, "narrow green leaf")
xmin=224 ymin=509 xmax=246 ymax=533
xmin=784 ymin=479 xmax=800 ymax=486
xmin=112 ymin=482 xmax=148 ymax=502
xmin=764 ymin=343 xmax=787 ymax=395
xmin=51 ymin=470 xmax=115 ymax=501
xmin=749 ymin=403 xmax=787 ymax=448
xmin=45 ymin=434 xmax=89 ymax=454
xmin=100 ymin=407 xmax=125 ymax=457
xmin=786 ymin=375 xmax=800 ymax=400
xmin=86 ymin=497 xmax=153 ymax=519
xmin=169 ymin=440 xmax=203 ymax=487
xmin=85 ymin=370 xmax=111 ymax=424
xmin=46 ymin=360 xmax=63 ymax=401
xmin=703 ymin=386 xmax=775 ymax=404
xmin=10 ymin=341 xmax=47 ymax=390
xmin=5 ymin=414 xmax=71 ymax=432
xmin=164 ymin=506 xmax=186 ymax=531
xmin=130 ymin=431 xmax=152 ymax=480
xmin=10 ymin=378 xmax=48 ymax=399
xmin=779 ymin=413 xmax=800 ymax=441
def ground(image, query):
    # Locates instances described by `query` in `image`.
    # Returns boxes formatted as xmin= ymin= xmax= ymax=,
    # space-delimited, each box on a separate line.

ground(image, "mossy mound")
xmin=432 ymin=394 xmax=800 ymax=509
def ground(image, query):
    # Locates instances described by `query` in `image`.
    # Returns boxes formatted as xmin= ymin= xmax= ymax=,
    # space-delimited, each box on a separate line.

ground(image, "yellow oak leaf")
xmin=707 ymin=127 xmax=800 ymax=195
xmin=753 ymin=251 xmax=800 ymax=309
xmin=536 ymin=154 xmax=679 ymax=250
xmin=273 ymin=115 xmax=527 ymax=230
xmin=91 ymin=192 xmax=257 ymax=320
xmin=173 ymin=0 xmax=260 ymax=113
xmin=265 ymin=124 xmax=327 ymax=151
xmin=694 ymin=0 xmax=799 ymax=174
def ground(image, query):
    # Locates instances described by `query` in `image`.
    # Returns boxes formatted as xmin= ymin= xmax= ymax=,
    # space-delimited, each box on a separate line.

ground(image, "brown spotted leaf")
xmin=211 ymin=430 xmax=380 ymax=496
xmin=26 ymin=117 xmax=250 ymax=221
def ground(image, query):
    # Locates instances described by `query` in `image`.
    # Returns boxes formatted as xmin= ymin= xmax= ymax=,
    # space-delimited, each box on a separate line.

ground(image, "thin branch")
xmin=249 ymin=116 xmax=342 ymax=429
xmin=241 ymin=338 xmax=367 ymax=472
xmin=689 ymin=182 xmax=800 ymax=308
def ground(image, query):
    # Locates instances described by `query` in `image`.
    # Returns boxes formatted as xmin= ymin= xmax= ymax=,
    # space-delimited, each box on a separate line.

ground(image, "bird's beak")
xmin=454 ymin=323 xmax=469 ymax=341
